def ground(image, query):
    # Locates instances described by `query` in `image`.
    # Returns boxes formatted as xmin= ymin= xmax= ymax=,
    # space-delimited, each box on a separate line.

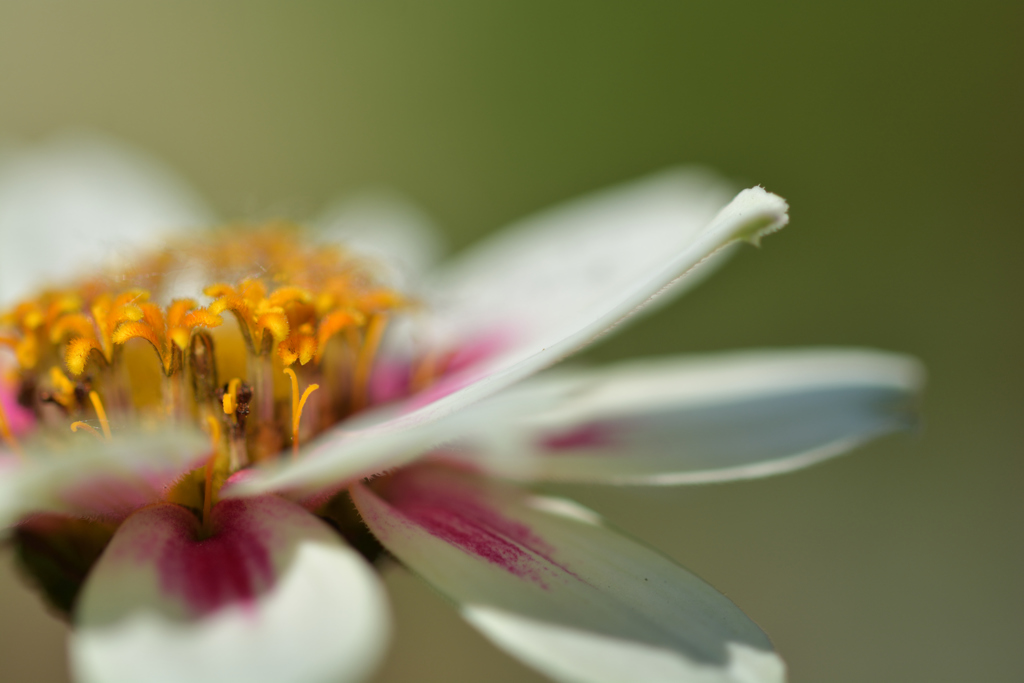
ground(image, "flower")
xmin=0 ymin=136 xmax=923 ymax=683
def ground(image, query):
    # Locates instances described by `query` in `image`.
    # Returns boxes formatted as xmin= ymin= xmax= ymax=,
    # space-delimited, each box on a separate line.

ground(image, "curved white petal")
xmin=315 ymin=189 xmax=445 ymax=284
xmin=70 ymin=495 xmax=390 ymax=683
xmin=352 ymin=465 xmax=784 ymax=683
xmin=232 ymin=174 xmax=788 ymax=498
xmin=426 ymin=169 xmax=766 ymax=348
xmin=0 ymin=133 xmax=213 ymax=305
xmin=0 ymin=428 xmax=208 ymax=530
xmin=222 ymin=396 xmax=501 ymax=503
xmin=438 ymin=349 xmax=924 ymax=484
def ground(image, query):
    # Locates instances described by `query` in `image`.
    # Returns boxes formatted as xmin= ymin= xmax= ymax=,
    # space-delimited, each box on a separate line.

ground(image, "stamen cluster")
xmin=0 ymin=227 xmax=406 ymax=474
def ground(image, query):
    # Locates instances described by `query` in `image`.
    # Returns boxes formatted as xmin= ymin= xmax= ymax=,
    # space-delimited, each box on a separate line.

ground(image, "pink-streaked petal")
xmin=70 ymin=495 xmax=390 ymax=683
xmin=230 ymin=175 xmax=788 ymax=499
xmin=0 ymin=133 xmax=212 ymax=305
xmin=352 ymin=464 xmax=784 ymax=683
xmin=0 ymin=428 xmax=208 ymax=530
xmin=438 ymin=348 xmax=924 ymax=484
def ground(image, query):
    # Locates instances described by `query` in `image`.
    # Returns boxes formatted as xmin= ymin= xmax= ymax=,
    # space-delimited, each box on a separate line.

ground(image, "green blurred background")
xmin=0 ymin=2 xmax=1020 ymax=681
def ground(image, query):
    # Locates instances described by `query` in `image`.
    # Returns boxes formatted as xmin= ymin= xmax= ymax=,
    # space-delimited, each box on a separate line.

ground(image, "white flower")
xmin=0 ymin=135 xmax=923 ymax=683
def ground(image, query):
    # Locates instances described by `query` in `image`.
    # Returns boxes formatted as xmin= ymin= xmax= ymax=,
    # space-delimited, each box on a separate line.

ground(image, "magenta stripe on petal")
xmin=439 ymin=329 xmax=513 ymax=376
xmin=1 ymin=379 xmax=34 ymax=435
xmin=539 ymin=421 xmax=620 ymax=451
xmin=375 ymin=468 xmax=577 ymax=588
xmin=159 ymin=502 xmax=274 ymax=615
xmin=402 ymin=329 xmax=515 ymax=410
xmin=108 ymin=500 xmax=278 ymax=616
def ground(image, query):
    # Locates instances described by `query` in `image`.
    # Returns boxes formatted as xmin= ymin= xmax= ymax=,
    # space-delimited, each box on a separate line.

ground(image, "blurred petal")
xmin=232 ymin=175 xmax=788 ymax=498
xmin=440 ymin=349 xmax=924 ymax=484
xmin=0 ymin=133 xmax=213 ymax=305
xmin=0 ymin=372 xmax=33 ymax=436
xmin=0 ymin=428 xmax=208 ymax=529
xmin=70 ymin=495 xmax=390 ymax=683
xmin=314 ymin=191 xmax=447 ymax=368
xmin=315 ymin=189 xmax=445 ymax=283
xmin=12 ymin=513 xmax=117 ymax=617
xmin=352 ymin=465 xmax=784 ymax=683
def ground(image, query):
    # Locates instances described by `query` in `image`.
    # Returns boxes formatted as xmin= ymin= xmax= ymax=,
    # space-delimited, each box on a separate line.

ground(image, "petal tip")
xmin=728 ymin=187 xmax=790 ymax=246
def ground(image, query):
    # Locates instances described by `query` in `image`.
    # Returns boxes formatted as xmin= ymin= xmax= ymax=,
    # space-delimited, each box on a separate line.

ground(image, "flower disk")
xmin=0 ymin=227 xmax=407 ymax=483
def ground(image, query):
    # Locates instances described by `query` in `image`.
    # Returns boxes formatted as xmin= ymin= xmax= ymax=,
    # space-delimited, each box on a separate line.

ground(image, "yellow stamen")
xmin=255 ymin=311 xmax=290 ymax=349
xmin=88 ymin=391 xmax=112 ymax=440
xmin=222 ymin=377 xmax=242 ymax=416
xmin=314 ymin=309 xmax=363 ymax=363
xmin=0 ymin=397 xmax=24 ymax=457
xmin=70 ymin=421 xmax=104 ymax=440
xmin=352 ymin=314 xmax=388 ymax=412
xmin=66 ymin=337 xmax=104 ymax=376
xmin=283 ymin=367 xmax=319 ymax=459
xmin=48 ymin=367 xmax=78 ymax=409
xmin=202 ymin=414 xmax=221 ymax=532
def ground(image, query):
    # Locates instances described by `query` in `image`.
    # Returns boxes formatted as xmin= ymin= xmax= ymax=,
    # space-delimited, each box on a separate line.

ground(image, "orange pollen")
xmin=222 ymin=378 xmax=242 ymax=416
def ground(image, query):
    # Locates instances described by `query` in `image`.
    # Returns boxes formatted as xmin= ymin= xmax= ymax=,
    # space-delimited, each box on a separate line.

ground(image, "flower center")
xmin=0 ymin=226 xmax=406 ymax=484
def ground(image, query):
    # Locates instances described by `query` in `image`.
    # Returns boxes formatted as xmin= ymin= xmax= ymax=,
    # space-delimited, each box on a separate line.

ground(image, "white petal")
xmin=70 ymin=495 xmax=390 ymax=683
xmin=0 ymin=133 xmax=213 ymax=305
xmin=232 ymin=174 xmax=788 ymax=498
xmin=315 ymin=189 xmax=445 ymax=283
xmin=439 ymin=349 xmax=924 ymax=484
xmin=0 ymin=428 xmax=209 ymax=530
xmin=222 ymin=401 xmax=485 ymax=502
xmin=352 ymin=465 xmax=785 ymax=683
xmin=426 ymin=169 xmax=777 ymax=349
